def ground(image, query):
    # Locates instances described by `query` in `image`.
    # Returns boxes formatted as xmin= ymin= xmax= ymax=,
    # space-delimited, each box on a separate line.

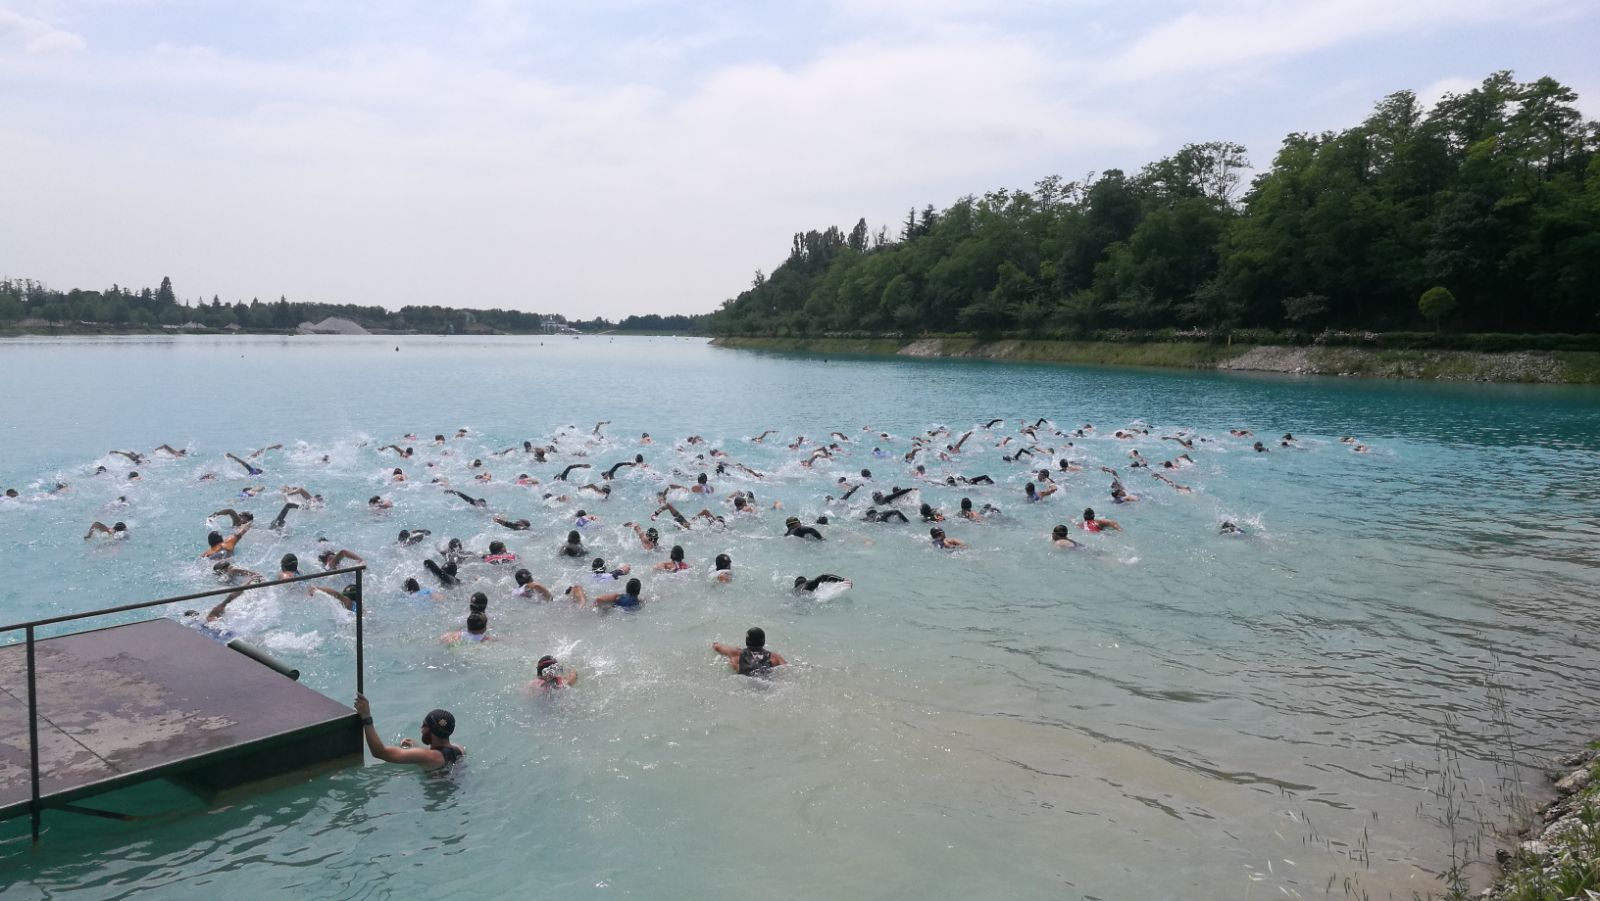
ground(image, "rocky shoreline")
xmin=1482 ymin=747 xmax=1600 ymax=899
xmin=710 ymin=336 xmax=1600 ymax=385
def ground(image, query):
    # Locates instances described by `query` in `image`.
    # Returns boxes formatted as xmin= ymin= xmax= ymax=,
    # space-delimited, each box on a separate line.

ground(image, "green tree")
xmin=1419 ymin=286 xmax=1457 ymax=332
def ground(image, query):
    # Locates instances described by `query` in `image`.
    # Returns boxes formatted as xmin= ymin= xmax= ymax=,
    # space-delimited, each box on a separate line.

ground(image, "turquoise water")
xmin=1 ymin=335 xmax=1598 ymax=900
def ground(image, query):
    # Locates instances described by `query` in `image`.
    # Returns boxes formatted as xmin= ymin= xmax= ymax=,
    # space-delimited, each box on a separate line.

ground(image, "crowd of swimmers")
xmin=5 ymin=417 xmax=1373 ymax=771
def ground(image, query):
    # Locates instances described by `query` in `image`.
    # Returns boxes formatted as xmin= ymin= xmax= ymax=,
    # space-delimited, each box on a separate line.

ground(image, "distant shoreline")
xmin=0 ymin=326 xmax=698 ymax=339
xmin=710 ymin=336 xmax=1600 ymax=385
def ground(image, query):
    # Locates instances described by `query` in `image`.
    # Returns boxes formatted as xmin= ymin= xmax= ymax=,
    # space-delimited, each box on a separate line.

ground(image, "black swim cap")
xmin=746 ymin=626 xmax=766 ymax=648
xmin=1083 ymin=508 xmax=1095 ymax=520
xmin=592 ymin=557 xmax=606 ymax=571
xmin=448 ymin=538 xmax=462 ymax=550
xmin=281 ymin=553 xmax=298 ymax=571
xmin=399 ymin=529 xmax=410 ymax=541
xmin=816 ymin=515 xmax=829 ymax=525
xmin=567 ymin=530 xmax=581 ymax=544
xmin=715 ymin=553 xmax=731 ymax=570
xmin=488 ymin=541 xmax=506 ymax=555
xmin=470 ymin=591 xmax=488 ymax=611
xmin=369 ymin=495 xmax=380 ymax=504
xmin=961 ymin=498 xmax=972 ymax=510
xmin=931 ymin=527 xmax=945 ymax=538
xmin=113 ymin=522 xmax=126 ymax=531
xmin=212 ymin=560 xmax=231 ymax=573
xmin=423 ymin=709 xmax=455 ymax=738
xmin=793 ymin=576 xmax=806 ymax=588
xmin=537 ymin=655 xmax=557 ymax=674
xmin=861 ymin=469 xmax=871 ymax=478
xmin=207 ymin=530 xmax=223 ymax=546
xmin=670 ymin=545 xmax=684 ymax=562
xmin=342 ymin=583 xmax=361 ymax=602
xmin=576 ymin=510 xmax=587 ymax=518
xmin=645 ymin=527 xmax=659 ymax=540
xmin=625 ymin=578 xmax=641 ymax=595
xmin=785 ymin=516 xmax=800 ymax=529
xmin=467 ymin=612 xmax=487 ymax=633
xmin=515 ymin=568 xmax=532 ymax=585
xmin=1052 ymin=525 xmax=1068 ymax=539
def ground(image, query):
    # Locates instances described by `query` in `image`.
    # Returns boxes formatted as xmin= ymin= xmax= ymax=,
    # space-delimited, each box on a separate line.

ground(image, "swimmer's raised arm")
xmin=556 ymin=463 xmax=591 ymax=481
xmin=985 ymin=418 xmax=1004 ymax=428
xmin=752 ymin=430 xmax=777 ymax=443
xmin=110 ymin=450 xmax=145 ymax=464
xmin=210 ymin=508 xmax=253 ymax=527
xmin=603 ymin=461 xmax=635 ymax=479
xmin=952 ymin=431 xmax=973 ymax=452
xmin=154 ymin=444 xmax=187 ymax=457
xmin=592 ymin=420 xmax=610 ymax=435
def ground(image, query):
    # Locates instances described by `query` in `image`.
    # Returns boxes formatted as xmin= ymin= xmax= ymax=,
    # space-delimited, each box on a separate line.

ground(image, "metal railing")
xmin=0 ymin=565 xmax=366 ymax=842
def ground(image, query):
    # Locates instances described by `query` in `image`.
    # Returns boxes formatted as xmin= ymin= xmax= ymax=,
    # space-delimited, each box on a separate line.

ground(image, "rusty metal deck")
xmin=0 ymin=618 xmax=360 ymax=820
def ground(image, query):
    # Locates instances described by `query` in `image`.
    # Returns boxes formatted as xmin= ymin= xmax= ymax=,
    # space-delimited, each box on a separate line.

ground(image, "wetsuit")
xmin=867 ymin=510 xmax=908 ymax=523
xmin=438 ymin=746 xmax=462 ymax=765
xmin=872 ymin=487 xmax=914 ymax=505
xmin=449 ymin=490 xmax=486 ymax=507
xmin=797 ymin=574 xmax=847 ymax=592
xmin=613 ymin=593 xmax=641 ymax=609
xmin=785 ymin=525 xmax=824 ymax=540
xmin=560 ymin=543 xmax=586 ymax=558
xmin=604 ymin=461 xmax=635 ymax=479
xmin=737 ymin=647 xmax=774 ymax=676
xmin=557 ymin=464 xmax=591 ymax=481
xmin=424 ymin=559 xmax=460 ymax=586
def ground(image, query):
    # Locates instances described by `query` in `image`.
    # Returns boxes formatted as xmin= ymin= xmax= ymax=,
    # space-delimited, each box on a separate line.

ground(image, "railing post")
xmin=354 ymin=568 xmax=364 ymax=696
xmin=26 ymin=625 xmax=41 ymax=843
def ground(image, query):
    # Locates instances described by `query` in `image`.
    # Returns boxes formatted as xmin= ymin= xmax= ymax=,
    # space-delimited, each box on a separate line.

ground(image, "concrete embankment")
xmin=710 ymin=337 xmax=1600 ymax=384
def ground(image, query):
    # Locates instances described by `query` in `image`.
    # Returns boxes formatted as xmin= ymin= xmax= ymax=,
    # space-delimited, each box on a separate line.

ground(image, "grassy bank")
xmin=711 ymin=336 xmax=1600 ymax=384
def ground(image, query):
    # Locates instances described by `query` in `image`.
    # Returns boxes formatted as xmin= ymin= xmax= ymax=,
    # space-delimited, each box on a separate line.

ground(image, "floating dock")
xmin=0 ymin=617 xmax=361 ymax=828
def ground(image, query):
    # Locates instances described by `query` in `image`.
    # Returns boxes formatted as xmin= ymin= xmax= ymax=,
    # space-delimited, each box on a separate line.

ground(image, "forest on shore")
xmin=0 ymin=278 xmax=707 ymax=335
xmin=709 ymin=72 xmax=1600 ymax=343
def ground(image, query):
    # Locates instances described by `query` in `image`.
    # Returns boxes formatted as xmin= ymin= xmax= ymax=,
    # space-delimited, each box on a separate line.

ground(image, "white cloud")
xmin=0 ymin=9 xmax=85 ymax=54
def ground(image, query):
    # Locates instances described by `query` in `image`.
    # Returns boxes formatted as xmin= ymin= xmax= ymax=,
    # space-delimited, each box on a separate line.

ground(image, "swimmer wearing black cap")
xmin=655 ymin=545 xmax=690 ymax=572
xmin=512 ymin=568 xmax=554 ymax=599
xmin=442 ymin=610 xmax=491 ymax=644
xmin=353 ymin=695 xmax=464 ymax=769
xmin=628 ymin=522 xmax=661 ymax=550
xmin=574 ymin=577 xmax=643 ymax=609
xmin=929 ymin=527 xmax=967 ymax=550
xmin=1050 ymin=525 xmax=1081 ymax=549
xmin=84 ymin=521 xmax=129 ymax=540
xmin=398 ymin=528 xmax=431 ymax=545
xmin=559 ymin=530 xmax=586 ymax=557
xmin=863 ymin=507 xmax=908 ymax=523
xmin=712 ymin=627 xmax=787 ymax=676
xmin=202 ymin=521 xmax=252 ymax=559
xmin=784 ymin=516 xmax=824 ymax=540
xmin=712 ymin=553 xmax=733 ymax=583
xmin=591 ymin=557 xmax=630 ymax=581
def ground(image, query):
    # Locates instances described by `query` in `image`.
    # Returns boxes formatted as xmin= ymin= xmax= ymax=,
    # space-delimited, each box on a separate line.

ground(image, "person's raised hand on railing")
xmin=354 ymin=694 xmax=464 ymax=770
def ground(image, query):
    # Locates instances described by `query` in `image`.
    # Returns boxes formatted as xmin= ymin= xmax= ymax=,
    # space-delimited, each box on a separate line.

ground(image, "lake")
xmin=2 ymin=334 xmax=1598 ymax=900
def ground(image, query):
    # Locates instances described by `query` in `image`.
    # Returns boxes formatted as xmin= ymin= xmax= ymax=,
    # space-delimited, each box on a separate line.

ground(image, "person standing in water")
xmin=353 ymin=696 xmax=464 ymax=769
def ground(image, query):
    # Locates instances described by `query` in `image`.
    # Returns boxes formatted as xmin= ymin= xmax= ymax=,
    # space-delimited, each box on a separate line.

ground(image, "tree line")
xmin=0 ymin=277 xmax=707 ymax=334
xmin=710 ymin=72 xmax=1600 ymax=339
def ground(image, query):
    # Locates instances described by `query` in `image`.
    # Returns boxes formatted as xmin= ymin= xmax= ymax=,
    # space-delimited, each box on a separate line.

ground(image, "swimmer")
xmin=1253 ymin=441 xmax=1268 ymax=453
xmin=309 ymin=581 xmax=361 ymax=612
xmin=353 ymin=696 xmax=464 ymax=769
xmin=556 ymin=463 xmax=592 ymax=481
xmin=381 ymin=444 xmax=415 ymax=457
xmin=984 ymin=418 xmax=1005 ymax=428
xmin=441 ymin=538 xmax=472 ymax=564
xmin=446 ymin=490 xmax=486 ymax=508
xmin=154 ymin=444 xmax=187 ymax=457
xmin=203 ymin=522 xmax=252 ymax=559
xmin=226 ymin=452 xmax=263 ymax=476
xmin=919 ymin=503 xmax=944 ymax=523
xmin=652 ymin=502 xmax=691 ymax=530
xmin=574 ymin=509 xmax=600 ymax=528
xmin=929 ymin=527 xmax=967 ymax=550
xmin=392 ymin=468 xmax=407 ymax=482
xmin=268 ymin=502 xmax=300 ymax=530
xmin=1219 ymin=521 xmax=1246 ymax=536
xmin=398 ymin=528 xmax=431 ymax=545
xmin=1152 ymin=473 xmax=1191 ymax=494
xmin=592 ymin=420 xmax=610 ymax=436
xmin=871 ymin=486 xmax=914 ymax=506
xmin=516 ymin=474 xmax=541 ymax=486
xmin=603 ymin=459 xmax=636 ymax=479
xmin=402 ymin=578 xmax=436 ymax=600
xmin=318 ymin=548 xmax=365 ymax=570
xmin=654 ymin=545 xmax=690 ymax=572
xmin=492 ymin=516 xmax=532 ymax=531
xmin=209 ymin=508 xmax=255 ymax=527
xmin=248 ymin=444 xmax=282 ymax=459
xmin=945 ymin=474 xmax=994 ymax=486
xmin=590 ymin=557 xmax=631 ymax=581
xmin=578 ymin=577 xmax=644 ymax=609
xmin=110 ymin=449 xmax=145 ymax=465
xmin=84 ymin=521 xmax=129 ymax=540
xmin=1079 ymin=508 xmax=1121 ymax=533
xmin=1050 ymin=524 xmax=1081 ymax=549
xmin=212 ymin=561 xmax=263 ymax=584
xmin=441 ymin=611 xmax=492 ymax=644
xmin=279 ymin=553 xmax=300 ymax=579
xmin=712 ymin=553 xmax=733 ymax=583
xmin=1024 ymin=482 xmax=1058 ymax=502
xmin=751 ymin=430 xmax=777 ymax=443
xmin=863 ymin=507 xmax=909 ymax=523
xmin=712 ymin=627 xmax=787 ymax=676
xmin=1109 ymin=481 xmax=1139 ymax=503
xmin=578 ymin=484 xmax=612 ymax=499
xmin=423 ymin=558 xmax=460 ymax=587
xmin=559 ymin=530 xmax=587 ymax=558
xmin=513 ymin=569 xmax=554 ymax=600
xmin=628 ymin=522 xmax=661 ymax=550
xmin=533 ymin=655 xmax=577 ymax=690
xmin=793 ymin=574 xmax=849 ymax=593
xmin=126 ymin=471 xmax=142 ymax=481
xmin=483 ymin=541 xmax=517 ymax=564
xmin=1231 ymin=429 xmax=1253 ymax=437
xmin=640 ymin=432 xmax=652 ymax=444
xmin=958 ymin=497 xmax=999 ymax=522
xmin=693 ymin=508 xmax=727 ymax=528
xmin=783 ymin=516 xmax=824 ymax=540
xmin=282 ymin=486 xmax=322 ymax=506
xmin=369 ymin=495 xmax=394 ymax=510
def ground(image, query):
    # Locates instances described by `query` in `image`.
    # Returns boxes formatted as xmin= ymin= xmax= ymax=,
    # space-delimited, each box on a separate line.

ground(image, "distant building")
xmin=296 ymin=317 xmax=370 ymax=335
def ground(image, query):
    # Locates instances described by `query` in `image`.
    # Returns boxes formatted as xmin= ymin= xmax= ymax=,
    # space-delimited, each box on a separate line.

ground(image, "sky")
xmin=1 ymin=0 xmax=1596 ymax=320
